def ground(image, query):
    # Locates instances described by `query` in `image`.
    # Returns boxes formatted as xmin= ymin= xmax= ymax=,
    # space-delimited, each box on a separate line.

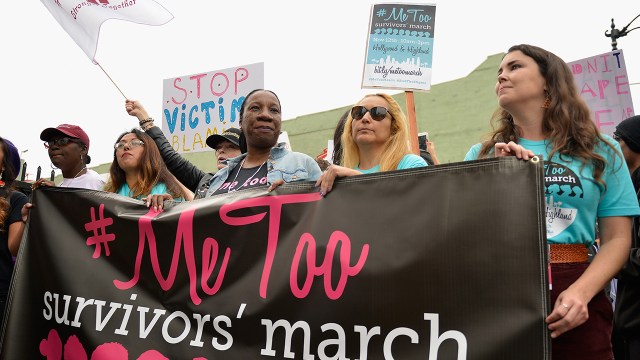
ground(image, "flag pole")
xmin=97 ymin=62 xmax=127 ymax=99
xmin=405 ymin=91 xmax=419 ymax=155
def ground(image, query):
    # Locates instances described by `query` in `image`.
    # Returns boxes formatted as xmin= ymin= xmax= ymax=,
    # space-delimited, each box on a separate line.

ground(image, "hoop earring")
xmin=80 ymin=154 xmax=83 ymax=163
xmin=541 ymin=91 xmax=551 ymax=109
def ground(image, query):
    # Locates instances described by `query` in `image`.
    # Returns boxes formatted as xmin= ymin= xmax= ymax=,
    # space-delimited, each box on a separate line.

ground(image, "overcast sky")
xmin=2 ymin=1 xmax=639 ymax=178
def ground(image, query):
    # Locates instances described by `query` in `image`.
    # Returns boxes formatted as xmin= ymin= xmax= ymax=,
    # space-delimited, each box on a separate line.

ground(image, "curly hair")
xmin=341 ymin=93 xmax=411 ymax=171
xmin=0 ymin=137 xmax=17 ymax=230
xmin=478 ymin=44 xmax=617 ymax=186
xmin=104 ymin=129 xmax=185 ymax=199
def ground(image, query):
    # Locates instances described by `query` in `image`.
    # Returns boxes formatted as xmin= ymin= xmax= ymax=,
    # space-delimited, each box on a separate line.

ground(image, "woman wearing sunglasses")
xmin=104 ymin=129 xmax=189 ymax=202
xmin=35 ymin=124 xmax=105 ymax=190
xmin=316 ymin=93 xmax=427 ymax=196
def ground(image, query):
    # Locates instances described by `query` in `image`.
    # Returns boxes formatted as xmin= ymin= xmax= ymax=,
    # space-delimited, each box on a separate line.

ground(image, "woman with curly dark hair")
xmin=0 ymin=137 xmax=27 ymax=320
xmin=465 ymin=44 xmax=640 ymax=359
xmin=104 ymin=129 xmax=189 ymax=203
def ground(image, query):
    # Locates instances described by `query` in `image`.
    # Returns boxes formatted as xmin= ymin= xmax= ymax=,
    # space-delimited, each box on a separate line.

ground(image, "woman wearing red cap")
xmin=34 ymin=124 xmax=105 ymax=190
xmin=0 ymin=136 xmax=27 ymax=320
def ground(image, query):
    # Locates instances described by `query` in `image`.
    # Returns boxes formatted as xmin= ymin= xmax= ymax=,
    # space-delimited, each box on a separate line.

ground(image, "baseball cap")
xmin=205 ymin=127 xmax=242 ymax=150
xmin=40 ymin=124 xmax=91 ymax=151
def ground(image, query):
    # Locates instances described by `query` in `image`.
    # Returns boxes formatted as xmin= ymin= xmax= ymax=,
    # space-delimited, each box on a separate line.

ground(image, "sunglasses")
xmin=351 ymin=106 xmax=389 ymax=121
xmin=44 ymin=137 xmax=82 ymax=149
xmin=114 ymin=139 xmax=145 ymax=150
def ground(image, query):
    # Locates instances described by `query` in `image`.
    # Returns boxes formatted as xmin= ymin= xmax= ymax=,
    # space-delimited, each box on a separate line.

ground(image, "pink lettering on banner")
xmin=113 ymin=207 xmax=231 ymax=306
xmin=290 ymin=231 xmax=369 ymax=300
xmin=84 ymin=204 xmax=116 ymax=258
xmin=219 ymin=193 xmax=324 ymax=298
xmin=111 ymin=193 xmax=366 ymax=305
xmin=220 ymin=193 xmax=368 ymax=300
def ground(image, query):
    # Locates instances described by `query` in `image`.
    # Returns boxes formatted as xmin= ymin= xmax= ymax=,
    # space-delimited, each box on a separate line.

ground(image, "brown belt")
xmin=549 ymin=244 xmax=589 ymax=264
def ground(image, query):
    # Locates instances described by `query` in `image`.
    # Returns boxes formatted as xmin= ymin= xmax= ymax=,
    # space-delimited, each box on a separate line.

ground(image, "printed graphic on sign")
xmin=362 ymin=3 xmax=436 ymax=91
xmin=544 ymin=162 xmax=582 ymax=238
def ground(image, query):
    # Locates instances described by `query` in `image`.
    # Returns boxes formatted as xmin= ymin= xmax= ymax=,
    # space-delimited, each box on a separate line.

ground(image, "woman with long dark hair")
xmin=104 ymin=129 xmax=188 ymax=202
xmin=0 ymin=137 xmax=27 ymax=320
xmin=465 ymin=44 xmax=640 ymax=359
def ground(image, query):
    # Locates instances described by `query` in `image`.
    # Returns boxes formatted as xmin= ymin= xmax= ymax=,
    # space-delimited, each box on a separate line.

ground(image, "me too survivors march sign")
xmin=1 ymin=158 xmax=550 ymax=359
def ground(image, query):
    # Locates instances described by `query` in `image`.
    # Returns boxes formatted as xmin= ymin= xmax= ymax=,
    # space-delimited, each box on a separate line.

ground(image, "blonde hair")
xmin=341 ymin=93 xmax=411 ymax=171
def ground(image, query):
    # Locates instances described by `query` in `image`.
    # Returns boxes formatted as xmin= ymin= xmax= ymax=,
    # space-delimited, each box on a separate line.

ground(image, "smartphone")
xmin=418 ymin=132 xmax=429 ymax=151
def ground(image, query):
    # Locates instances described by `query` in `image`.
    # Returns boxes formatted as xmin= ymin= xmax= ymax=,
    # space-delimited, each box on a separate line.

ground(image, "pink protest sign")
xmin=568 ymin=50 xmax=635 ymax=136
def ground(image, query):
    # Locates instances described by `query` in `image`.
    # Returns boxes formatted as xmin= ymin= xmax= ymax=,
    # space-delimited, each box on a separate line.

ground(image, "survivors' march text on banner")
xmin=1 ymin=158 xmax=550 ymax=359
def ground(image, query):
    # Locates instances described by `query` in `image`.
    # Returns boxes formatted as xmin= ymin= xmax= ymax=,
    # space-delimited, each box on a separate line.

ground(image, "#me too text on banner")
xmin=1 ymin=158 xmax=550 ymax=359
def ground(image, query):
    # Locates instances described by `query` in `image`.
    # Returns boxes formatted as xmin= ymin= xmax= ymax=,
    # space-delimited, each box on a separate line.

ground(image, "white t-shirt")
xmin=59 ymin=169 xmax=105 ymax=190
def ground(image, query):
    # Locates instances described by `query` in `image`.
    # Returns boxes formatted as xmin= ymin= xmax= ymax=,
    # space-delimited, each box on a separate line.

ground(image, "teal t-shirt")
xmin=116 ymin=183 xmax=172 ymax=200
xmin=356 ymin=154 xmax=428 ymax=174
xmin=465 ymin=137 xmax=640 ymax=246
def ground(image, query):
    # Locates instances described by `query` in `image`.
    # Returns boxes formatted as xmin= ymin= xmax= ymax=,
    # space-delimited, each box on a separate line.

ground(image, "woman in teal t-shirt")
xmin=465 ymin=44 xmax=640 ymax=360
xmin=104 ymin=129 xmax=188 ymax=205
xmin=316 ymin=93 xmax=427 ymax=195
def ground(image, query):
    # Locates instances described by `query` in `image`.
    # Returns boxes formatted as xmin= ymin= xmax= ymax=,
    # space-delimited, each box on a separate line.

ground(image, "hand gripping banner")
xmin=0 ymin=157 xmax=550 ymax=359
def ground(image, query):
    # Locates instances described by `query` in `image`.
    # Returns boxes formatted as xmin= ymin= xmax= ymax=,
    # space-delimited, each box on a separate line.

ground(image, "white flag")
xmin=41 ymin=0 xmax=173 ymax=64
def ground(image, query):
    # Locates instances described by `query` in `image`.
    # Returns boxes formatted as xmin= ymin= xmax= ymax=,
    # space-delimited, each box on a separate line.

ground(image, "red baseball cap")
xmin=40 ymin=124 xmax=91 ymax=151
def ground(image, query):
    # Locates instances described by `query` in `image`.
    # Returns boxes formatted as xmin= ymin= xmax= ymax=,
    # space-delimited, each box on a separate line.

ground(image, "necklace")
xmin=228 ymin=158 xmax=266 ymax=193
xmin=61 ymin=167 xmax=87 ymax=187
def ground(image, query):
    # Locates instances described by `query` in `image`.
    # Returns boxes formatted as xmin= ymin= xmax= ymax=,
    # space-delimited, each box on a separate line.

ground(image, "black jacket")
xmin=146 ymin=126 xmax=215 ymax=196
xmin=614 ymin=167 xmax=640 ymax=337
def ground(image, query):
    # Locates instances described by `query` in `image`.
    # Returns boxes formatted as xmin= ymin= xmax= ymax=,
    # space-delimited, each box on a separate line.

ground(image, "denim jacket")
xmin=199 ymin=143 xmax=322 ymax=198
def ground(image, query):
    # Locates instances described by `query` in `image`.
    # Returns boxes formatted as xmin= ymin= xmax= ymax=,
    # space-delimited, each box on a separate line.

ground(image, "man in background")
xmin=612 ymin=115 xmax=640 ymax=360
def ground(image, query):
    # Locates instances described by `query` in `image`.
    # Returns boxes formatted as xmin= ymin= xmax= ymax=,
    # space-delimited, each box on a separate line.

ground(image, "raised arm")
xmin=125 ymin=99 xmax=207 ymax=192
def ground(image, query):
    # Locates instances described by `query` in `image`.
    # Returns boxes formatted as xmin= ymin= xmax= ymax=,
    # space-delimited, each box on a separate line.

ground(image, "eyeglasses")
xmin=44 ymin=137 xmax=82 ymax=149
xmin=613 ymin=132 xmax=622 ymax=142
xmin=114 ymin=139 xmax=145 ymax=150
xmin=351 ymin=106 xmax=389 ymax=121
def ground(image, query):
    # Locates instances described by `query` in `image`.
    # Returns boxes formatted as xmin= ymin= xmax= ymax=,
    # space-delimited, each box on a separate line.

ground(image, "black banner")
xmin=1 ymin=157 xmax=550 ymax=359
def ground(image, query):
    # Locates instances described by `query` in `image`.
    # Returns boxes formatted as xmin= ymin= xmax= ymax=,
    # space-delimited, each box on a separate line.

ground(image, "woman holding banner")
xmin=104 ymin=129 xmax=189 ymax=203
xmin=0 ymin=137 xmax=27 ymax=320
xmin=316 ymin=93 xmax=427 ymax=196
xmin=139 ymin=89 xmax=321 ymax=209
xmin=464 ymin=44 xmax=640 ymax=359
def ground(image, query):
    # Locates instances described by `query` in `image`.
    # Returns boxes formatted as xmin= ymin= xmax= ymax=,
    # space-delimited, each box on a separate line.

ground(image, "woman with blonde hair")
xmin=317 ymin=93 xmax=427 ymax=195
xmin=104 ymin=129 xmax=189 ymax=204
